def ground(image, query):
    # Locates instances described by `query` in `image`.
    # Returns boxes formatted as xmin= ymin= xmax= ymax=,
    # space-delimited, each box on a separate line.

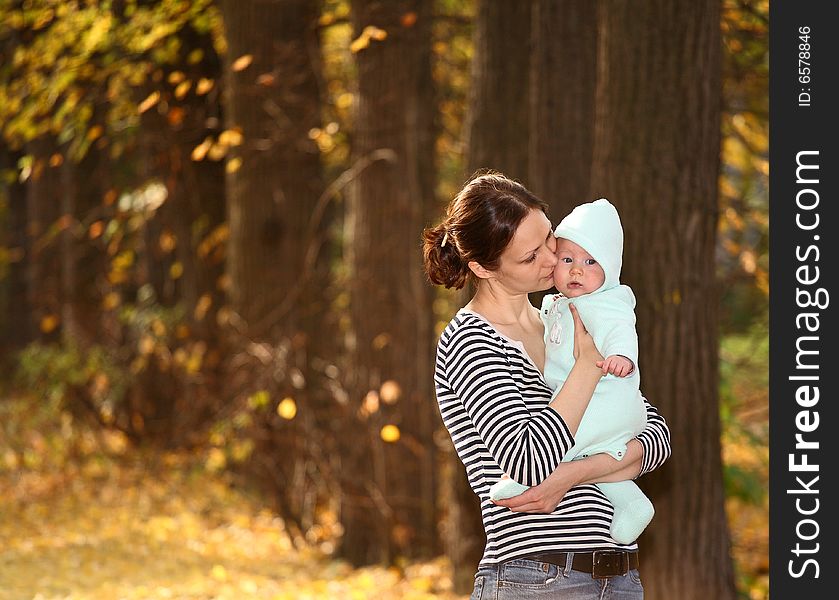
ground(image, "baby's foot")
xmin=610 ymin=495 xmax=655 ymax=544
xmin=489 ymin=475 xmax=530 ymax=501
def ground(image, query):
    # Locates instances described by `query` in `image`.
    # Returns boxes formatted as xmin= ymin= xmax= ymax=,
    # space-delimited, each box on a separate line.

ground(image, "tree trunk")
xmin=341 ymin=0 xmax=438 ymax=566
xmin=529 ymin=0 xmax=597 ymax=218
xmin=60 ymin=143 xmax=105 ymax=350
xmin=590 ymin=2 xmax=736 ymax=599
xmin=0 ymin=145 xmax=31 ymax=351
xmin=465 ymin=0 xmax=531 ymax=182
xmin=25 ymin=138 xmax=64 ymax=344
xmin=220 ymin=0 xmax=324 ymax=340
xmin=219 ymin=0 xmax=329 ymax=535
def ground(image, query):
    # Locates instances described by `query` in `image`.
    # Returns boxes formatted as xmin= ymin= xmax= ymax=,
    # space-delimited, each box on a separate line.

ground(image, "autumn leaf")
xmin=231 ymin=54 xmax=253 ymax=72
xmin=138 ymin=91 xmax=160 ymax=113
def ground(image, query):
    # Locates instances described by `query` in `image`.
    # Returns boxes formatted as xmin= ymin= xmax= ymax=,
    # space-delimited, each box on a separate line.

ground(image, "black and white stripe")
xmin=435 ymin=311 xmax=672 ymax=566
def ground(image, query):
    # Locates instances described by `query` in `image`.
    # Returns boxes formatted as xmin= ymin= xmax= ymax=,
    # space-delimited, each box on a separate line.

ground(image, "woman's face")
xmin=493 ymin=209 xmax=558 ymax=293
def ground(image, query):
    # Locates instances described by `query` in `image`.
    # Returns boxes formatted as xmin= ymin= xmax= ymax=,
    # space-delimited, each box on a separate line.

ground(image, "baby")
xmin=490 ymin=198 xmax=654 ymax=544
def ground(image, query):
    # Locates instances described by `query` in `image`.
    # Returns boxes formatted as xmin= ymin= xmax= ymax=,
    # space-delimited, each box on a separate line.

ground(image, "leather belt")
xmin=526 ymin=550 xmax=639 ymax=579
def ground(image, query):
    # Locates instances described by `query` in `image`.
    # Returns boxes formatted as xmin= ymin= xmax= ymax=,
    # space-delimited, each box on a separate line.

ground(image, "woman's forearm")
xmin=576 ymin=439 xmax=645 ymax=484
xmin=548 ymin=361 xmax=602 ymax=435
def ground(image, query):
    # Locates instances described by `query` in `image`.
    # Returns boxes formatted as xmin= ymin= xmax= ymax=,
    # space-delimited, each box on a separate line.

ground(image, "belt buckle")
xmin=591 ymin=550 xmax=628 ymax=579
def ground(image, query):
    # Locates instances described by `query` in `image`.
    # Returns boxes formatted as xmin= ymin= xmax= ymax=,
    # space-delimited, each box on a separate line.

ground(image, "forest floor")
xmin=0 ymin=446 xmax=466 ymax=600
xmin=0 ymin=368 xmax=767 ymax=600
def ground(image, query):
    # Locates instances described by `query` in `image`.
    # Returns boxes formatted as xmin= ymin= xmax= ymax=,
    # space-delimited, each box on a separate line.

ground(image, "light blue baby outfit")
xmin=490 ymin=198 xmax=654 ymax=544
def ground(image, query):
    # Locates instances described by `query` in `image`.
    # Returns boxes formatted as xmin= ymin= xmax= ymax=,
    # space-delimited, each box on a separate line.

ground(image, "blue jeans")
xmin=471 ymin=556 xmax=644 ymax=599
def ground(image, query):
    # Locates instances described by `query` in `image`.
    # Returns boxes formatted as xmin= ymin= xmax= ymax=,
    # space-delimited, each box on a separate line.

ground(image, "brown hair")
xmin=422 ymin=170 xmax=549 ymax=289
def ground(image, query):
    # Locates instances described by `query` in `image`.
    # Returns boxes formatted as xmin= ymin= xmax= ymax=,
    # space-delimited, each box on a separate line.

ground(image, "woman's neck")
xmin=466 ymin=284 xmax=535 ymax=327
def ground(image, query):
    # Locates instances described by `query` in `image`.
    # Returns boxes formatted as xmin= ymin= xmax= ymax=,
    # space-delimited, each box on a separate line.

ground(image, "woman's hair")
xmin=423 ymin=170 xmax=549 ymax=289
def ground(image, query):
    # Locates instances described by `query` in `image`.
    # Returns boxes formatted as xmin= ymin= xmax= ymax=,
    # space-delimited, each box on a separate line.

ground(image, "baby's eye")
xmin=585 ymin=259 xmax=597 ymax=265
xmin=561 ymin=257 xmax=572 ymax=263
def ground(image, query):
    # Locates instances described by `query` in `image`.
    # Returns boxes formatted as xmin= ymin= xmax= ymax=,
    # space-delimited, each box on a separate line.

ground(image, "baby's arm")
xmin=598 ymin=354 xmax=635 ymax=377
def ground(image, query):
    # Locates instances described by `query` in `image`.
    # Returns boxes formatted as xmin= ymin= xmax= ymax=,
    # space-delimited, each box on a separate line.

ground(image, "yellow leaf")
xmin=231 ymin=54 xmax=253 ymax=72
xmin=40 ymin=314 xmax=60 ymax=333
xmin=372 ymin=333 xmax=390 ymax=350
xmin=336 ymin=92 xmax=353 ymax=109
xmin=87 ymin=125 xmax=104 ymax=141
xmin=139 ymin=335 xmax=155 ymax=355
xmin=380 ymin=380 xmax=401 ymax=404
xmin=350 ymin=34 xmax=370 ymax=53
xmin=191 ymin=137 xmax=213 ymax=161
xmin=152 ymin=319 xmax=166 ymax=336
xmin=206 ymin=450 xmax=227 ymax=474
xmin=366 ymin=25 xmax=388 ymax=41
xmin=218 ymin=129 xmax=244 ymax=146
xmin=225 ymin=157 xmax=242 ymax=174
xmin=207 ymin=143 xmax=228 ymax=161
xmin=158 ymin=230 xmax=177 ymax=253
xmin=194 ymin=294 xmax=212 ymax=321
xmin=138 ymin=91 xmax=160 ymax=113
xmin=196 ymin=78 xmax=214 ymax=95
xmin=49 ymin=153 xmax=64 ymax=167
xmin=174 ymin=80 xmax=192 ymax=99
xmin=248 ymin=390 xmax=271 ymax=409
xmin=102 ymin=292 xmax=121 ymax=310
xmin=256 ymin=73 xmax=276 ymax=86
xmin=169 ymin=262 xmax=183 ymax=279
xmin=167 ymin=71 xmax=185 ymax=84
xmin=89 ymin=220 xmax=104 ymax=239
xmin=362 ymin=390 xmax=380 ymax=416
xmin=277 ymin=397 xmax=297 ymax=420
xmin=380 ymin=424 xmax=400 ymax=443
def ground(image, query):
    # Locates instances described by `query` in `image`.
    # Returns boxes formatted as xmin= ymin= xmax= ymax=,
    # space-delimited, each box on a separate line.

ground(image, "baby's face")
xmin=553 ymin=238 xmax=605 ymax=297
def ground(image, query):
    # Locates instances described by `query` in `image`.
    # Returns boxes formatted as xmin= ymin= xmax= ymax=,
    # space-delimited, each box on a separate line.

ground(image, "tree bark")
xmin=341 ymin=0 xmax=438 ymax=566
xmin=24 ymin=138 xmax=64 ymax=344
xmin=0 ymin=145 xmax=31 ymax=351
xmin=219 ymin=0 xmax=330 ymax=537
xmin=590 ymin=2 xmax=736 ymax=599
xmin=220 ymin=0 xmax=324 ymax=340
xmin=529 ymin=0 xmax=598 ymax=219
xmin=465 ymin=0 xmax=531 ymax=182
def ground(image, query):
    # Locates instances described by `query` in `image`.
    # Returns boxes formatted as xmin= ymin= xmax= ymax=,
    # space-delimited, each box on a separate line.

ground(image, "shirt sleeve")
xmin=633 ymin=392 xmax=672 ymax=477
xmin=441 ymin=322 xmax=575 ymax=486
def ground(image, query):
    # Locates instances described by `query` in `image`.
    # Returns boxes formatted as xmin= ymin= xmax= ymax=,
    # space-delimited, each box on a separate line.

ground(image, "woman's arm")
xmin=494 ymin=395 xmax=671 ymax=513
xmin=492 ymin=442 xmax=642 ymax=513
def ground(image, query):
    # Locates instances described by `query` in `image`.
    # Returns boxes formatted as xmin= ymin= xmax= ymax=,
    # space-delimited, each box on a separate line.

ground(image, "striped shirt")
xmin=435 ymin=310 xmax=671 ymax=566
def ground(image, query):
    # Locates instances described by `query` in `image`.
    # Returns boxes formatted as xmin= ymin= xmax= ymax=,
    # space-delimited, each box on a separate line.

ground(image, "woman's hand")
xmin=569 ymin=303 xmax=604 ymax=367
xmin=492 ymin=461 xmax=585 ymax=513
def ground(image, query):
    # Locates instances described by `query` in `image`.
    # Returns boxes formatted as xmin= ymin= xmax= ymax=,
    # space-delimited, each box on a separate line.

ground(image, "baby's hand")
xmin=598 ymin=354 xmax=634 ymax=377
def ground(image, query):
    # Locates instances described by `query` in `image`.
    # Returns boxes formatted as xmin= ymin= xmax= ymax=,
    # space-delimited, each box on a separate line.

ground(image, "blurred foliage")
xmin=719 ymin=0 xmax=768 ymax=334
xmin=0 ymin=0 xmax=224 ymax=162
xmin=720 ymin=325 xmax=769 ymax=600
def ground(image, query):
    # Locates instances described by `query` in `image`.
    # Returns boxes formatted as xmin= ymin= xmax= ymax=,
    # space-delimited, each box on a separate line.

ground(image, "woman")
xmin=423 ymin=171 xmax=671 ymax=599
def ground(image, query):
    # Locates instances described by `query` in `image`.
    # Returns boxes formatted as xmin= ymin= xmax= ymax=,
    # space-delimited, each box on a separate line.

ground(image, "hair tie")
xmin=441 ymin=230 xmax=449 ymax=247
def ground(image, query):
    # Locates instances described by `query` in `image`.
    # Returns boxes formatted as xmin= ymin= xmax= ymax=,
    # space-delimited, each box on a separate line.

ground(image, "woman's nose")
xmin=546 ymin=252 xmax=558 ymax=267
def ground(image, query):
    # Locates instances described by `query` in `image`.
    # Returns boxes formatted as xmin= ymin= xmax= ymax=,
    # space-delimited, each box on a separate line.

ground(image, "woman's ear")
xmin=468 ymin=260 xmax=493 ymax=280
